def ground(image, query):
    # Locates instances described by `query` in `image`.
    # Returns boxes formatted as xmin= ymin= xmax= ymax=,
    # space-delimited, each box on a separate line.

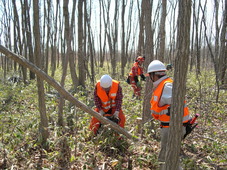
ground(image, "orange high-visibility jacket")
xmin=129 ymin=62 xmax=143 ymax=76
xmin=96 ymin=80 xmax=119 ymax=112
xmin=150 ymin=77 xmax=190 ymax=124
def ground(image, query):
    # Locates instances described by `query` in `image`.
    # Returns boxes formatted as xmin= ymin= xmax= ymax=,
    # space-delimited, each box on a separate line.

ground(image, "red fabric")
xmin=131 ymin=62 xmax=143 ymax=77
xmin=130 ymin=76 xmax=141 ymax=96
xmin=89 ymin=108 xmax=126 ymax=135
xmin=130 ymin=62 xmax=143 ymax=96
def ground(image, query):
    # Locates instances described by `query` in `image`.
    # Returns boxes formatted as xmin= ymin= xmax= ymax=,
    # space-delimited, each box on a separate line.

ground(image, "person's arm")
xmin=159 ymin=82 xmax=172 ymax=106
xmin=131 ymin=66 xmax=139 ymax=77
xmin=131 ymin=66 xmax=139 ymax=83
xmin=94 ymin=85 xmax=102 ymax=111
xmin=115 ymin=85 xmax=123 ymax=112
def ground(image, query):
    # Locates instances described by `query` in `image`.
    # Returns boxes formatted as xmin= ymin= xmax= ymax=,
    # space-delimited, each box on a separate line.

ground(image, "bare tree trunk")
xmin=158 ymin=0 xmax=167 ymax=62
xmin=82 ymin=0 xmax=88 ymax=82
xmin=0 ymin=44 xmax=138 ymax=141
xmin=168 ymin=1 xmax=177 ymax=64
xmin=24 ymin=0 xmax=35 ymax=80
xmin=3 ymin=0 xmax=13 ymax=72
xmin=165 ymin=0 xmax=191 ymax=169
xmin=195 ymin=0 xmax=202 ymax=75
xmin=44 ymin=0 xmax=52 ymax=74
xmin=86 ymin=1 xmax=95 ymax=84
xmin=12 ymin=0 xmax=27 ymax=82
xmin=142 ymin=0 xmax=153 ymax=125
xmin=99 ymin=0 xmax=104 ymax=68
xmin=137 ymin=0 xmax=145 ymax=55
xmin=33 ymin=0 xmax=49 ymax=147
xmin=214 ymin=0 xmax=220 ymax=61
xmin=125 ymin=0 xmax=134 ymax=66
xmin=57 ymin=0 xmax=74 ymax=127
xmin=121 ymin=0 xmax=127 ymax=77
xmin=69 ymin=0 xmax=78 ymax=90
xmin=78 ymin=0 xmax=85 ymax=87
xmin=218 ymin=0 xmax=227 ymax=84
xmin=112 ymin=0 xmax=119 ymax=76
xmin=190 ymin=0 xmax=196 ymax=71
xmin=51 ymin=0 xmax=59 ymax=78
xmin=102 ymin=0 xmax=117 ymax=75
xmin=200 ymin=1 xmax=221 ymax=102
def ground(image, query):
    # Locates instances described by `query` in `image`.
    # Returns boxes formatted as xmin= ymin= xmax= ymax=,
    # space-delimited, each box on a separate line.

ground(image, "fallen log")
xmin=0 ymin=45 xmax=138 ymax=141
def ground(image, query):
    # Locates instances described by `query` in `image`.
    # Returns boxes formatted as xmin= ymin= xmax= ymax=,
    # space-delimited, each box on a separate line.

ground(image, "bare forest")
xmin=0 ymin=0 xmax=226 ymax=169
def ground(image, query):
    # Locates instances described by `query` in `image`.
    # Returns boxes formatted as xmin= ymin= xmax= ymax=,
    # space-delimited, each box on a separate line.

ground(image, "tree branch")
xmin=0 ymin=45 xmax=138 ymax=141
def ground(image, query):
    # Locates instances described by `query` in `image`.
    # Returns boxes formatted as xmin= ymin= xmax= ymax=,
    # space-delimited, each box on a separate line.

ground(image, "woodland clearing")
xmin=0 ymin=68 xmax=226 ymax=170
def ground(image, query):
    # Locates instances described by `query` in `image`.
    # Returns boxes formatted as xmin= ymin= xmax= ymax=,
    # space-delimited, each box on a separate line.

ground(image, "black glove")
xmin=166 ymin=107 xmax=170 ymax=116
xmin=140 ymin=74 xmax=146 ymax=81
xmin=134 ymin=76 xmax=138 ymax=83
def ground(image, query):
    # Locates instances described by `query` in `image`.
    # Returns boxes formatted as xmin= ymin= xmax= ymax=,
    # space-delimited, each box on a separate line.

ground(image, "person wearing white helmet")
xmin=89 ymin=74 xmax=126 ymax=135
xmin=147 ymin=60 xmax=191 ymax=169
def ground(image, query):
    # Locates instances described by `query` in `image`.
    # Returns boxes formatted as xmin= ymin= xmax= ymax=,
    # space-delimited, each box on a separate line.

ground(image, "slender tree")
xmin=51 ymin=0 xmax=59 ymax=78
xmin=78 ymin=0 xmax=85 ymax=87
xmin=121 ymin=0 xmax=127 ymax=77
xmin=33 ymin=0 xmax=49 ymax=147
xmin=165 ymin=0 xmax=191 ymax=169
xmin=69 ymin=0 xmax=78 ymax=90
xmin=24 ymin=0 xmax=35 ymax=80
xmin=142 ymin=0 xmax=153 ymax=125
xmin=218 ymin=0 xmax=227 ymax=85
xmin=137 ymin=0 xmax=145 ymax=55
xmin=12 ymin=0 xmax=27 ymax=83
xmin=158 ymin=0 xmax=167 ymax=61
xmin=86 ymin=0 xmax=95 ymax=84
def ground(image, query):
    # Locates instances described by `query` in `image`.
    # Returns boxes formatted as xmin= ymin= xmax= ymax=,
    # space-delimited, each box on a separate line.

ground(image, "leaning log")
xmin=0 ymin=45 xmax=138 ymax=141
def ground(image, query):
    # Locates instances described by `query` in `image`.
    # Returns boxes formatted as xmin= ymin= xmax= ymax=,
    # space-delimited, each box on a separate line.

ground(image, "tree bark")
xmin=137 ymin=0 xmax=145 ymax=55
xmin=165 ymin=0 xmax=191 ymax=169
xmin=12 ymin=0 xmax=27 ymax=82
xmin=51 ymin=0 xmax=59 ymax=78
xmin=121 ymin=0 xmax=127 ymax=77
xmin=24 ymin=0 xmax=35 ymax=80
xmin=78 ymin=0 xmax=85 ymax=87
xmin=142 ymin=0 xmax=153 ymax=125
xmin=218 ymin=0 xmax=227 ymax=84
xmin=158 ymin=0 xmax=167 ymax=61
xmin=86 ymin=2 xmax=95 ymax=84
xmin=69 ymin=0 xmax=78 ymax=89
xmin=0 ymin=45 xmax=138 ymax=141
xmin=33 ymin=0 xmax=49 ymax=147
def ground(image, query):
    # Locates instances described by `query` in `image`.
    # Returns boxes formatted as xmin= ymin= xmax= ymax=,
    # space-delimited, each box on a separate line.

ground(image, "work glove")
xmin=99 ymin=110 xmax=105 ymax=116
xmin=113 ymin=111 xmax=119 ymax=119
xmin=140 ymin=74 xmax=146 ymax=81
xmin=136 ymin=81 xmax=141 ymax=87
xmin=134 ymin=76 xmax=138 ymax=83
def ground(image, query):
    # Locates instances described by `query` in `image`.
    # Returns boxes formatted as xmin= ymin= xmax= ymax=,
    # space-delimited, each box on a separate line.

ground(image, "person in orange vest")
xmin=146 ymin=60 xmax=191 ymax=169
xmin=129 ymin=56 xmax=146 ymax=98
xmin=89 ymin=75 xmax=126 ymax=135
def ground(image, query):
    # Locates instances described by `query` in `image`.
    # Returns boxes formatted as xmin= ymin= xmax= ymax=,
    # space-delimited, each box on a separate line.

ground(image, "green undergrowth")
xmin=0 ymin=68 xmax=226 ymax=169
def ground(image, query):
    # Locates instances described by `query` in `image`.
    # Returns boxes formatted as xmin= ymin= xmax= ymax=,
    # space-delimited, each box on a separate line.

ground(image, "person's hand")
xmin=113 ymin=111 xmax=119 ymax=119
xmin=99 ymin=110 xmax=105 ymax=116
xmin=140 ymin=74 xmax=146 ymax=81
xmin=136 ymin=81 xmax=141 ymax=87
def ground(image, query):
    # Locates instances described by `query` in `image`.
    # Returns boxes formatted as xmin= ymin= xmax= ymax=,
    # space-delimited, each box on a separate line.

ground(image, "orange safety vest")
xmin=129 ymin=62 xmax=143 ymax=76
xmin=96 ymin=80 xmax=119 ymax=112
xmin=150 ymin=77 xmax=190 ymax=125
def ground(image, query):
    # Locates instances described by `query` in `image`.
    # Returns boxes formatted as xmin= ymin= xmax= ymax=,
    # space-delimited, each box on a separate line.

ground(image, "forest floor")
xmin=0 ymin=71 xmax=227 ymax=170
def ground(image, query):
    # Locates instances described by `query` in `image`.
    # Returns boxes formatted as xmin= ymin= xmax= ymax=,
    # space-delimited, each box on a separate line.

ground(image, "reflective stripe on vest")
xmin=150 ymin=77 xmax=190 ymax=124
xmin=97 ymin=80 xmax=119 ymax=112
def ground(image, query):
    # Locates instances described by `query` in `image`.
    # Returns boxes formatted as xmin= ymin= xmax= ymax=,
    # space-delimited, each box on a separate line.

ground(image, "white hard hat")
xmin=100 ymin=75 xmax=112 ymax=88
xmin=147 ymin=60 xmax=166 ymax=73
